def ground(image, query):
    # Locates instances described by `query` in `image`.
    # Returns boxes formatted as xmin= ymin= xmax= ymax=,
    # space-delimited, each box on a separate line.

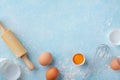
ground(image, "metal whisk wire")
xmin=82 ymin=44 xmax=110 ymax=80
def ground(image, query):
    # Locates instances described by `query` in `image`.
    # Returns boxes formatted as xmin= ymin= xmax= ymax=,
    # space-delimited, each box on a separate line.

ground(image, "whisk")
xmin=82 ymin=44 xmax=110 ymax=80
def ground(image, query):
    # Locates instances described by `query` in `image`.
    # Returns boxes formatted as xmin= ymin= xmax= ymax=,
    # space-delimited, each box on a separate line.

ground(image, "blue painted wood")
xmin=0 ymin=0 xmax=120 ymax=80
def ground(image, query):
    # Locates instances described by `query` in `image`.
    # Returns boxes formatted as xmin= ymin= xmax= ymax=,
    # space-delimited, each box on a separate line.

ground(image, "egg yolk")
xmin=73 ymin=54 xmax=84 ymax=65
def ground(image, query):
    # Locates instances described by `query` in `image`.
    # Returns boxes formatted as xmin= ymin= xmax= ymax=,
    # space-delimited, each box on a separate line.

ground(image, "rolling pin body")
xmin=2 ymin=30 xmax=27 ymax=58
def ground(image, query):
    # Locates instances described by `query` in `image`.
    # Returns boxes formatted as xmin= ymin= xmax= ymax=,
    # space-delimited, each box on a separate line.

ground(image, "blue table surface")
xmin=0 ymin=0 xmax=120 ymax=80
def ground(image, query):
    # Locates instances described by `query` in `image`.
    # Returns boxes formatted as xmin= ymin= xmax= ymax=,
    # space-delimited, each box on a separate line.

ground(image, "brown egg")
xmin=38 ymin=52 xmax=52 ymax=66
xmin=46 ymin=67 xmax=59 ymax=80
xmin=110 ymin=58 xmax=120 ymax=70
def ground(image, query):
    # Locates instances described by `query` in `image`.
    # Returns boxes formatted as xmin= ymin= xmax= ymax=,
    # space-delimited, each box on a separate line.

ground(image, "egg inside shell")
xmin=110 ymin=58 xmax=120 ymax=70
xmin=46 ymin=67 xmax=59 ymax=80
xmin=38 ymin=52 xmax=52 ymax=66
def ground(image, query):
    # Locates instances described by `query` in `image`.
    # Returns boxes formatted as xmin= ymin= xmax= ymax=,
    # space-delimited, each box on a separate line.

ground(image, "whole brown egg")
xmin=46 ymin=67 xmax=59 ymax=80
xmin=110 ymin=58 xmax=120 ymax=70
xmin=38 ymin=52 xmax=52 ymax=66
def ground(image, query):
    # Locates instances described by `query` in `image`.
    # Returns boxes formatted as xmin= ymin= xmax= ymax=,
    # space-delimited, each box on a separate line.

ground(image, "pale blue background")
xmin=0 ymin=0 xmax=120 ymax=80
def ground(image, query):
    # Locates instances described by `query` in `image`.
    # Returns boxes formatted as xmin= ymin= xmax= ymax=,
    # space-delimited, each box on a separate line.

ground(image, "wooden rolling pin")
xmin=0 ymin=22 xmax=34 ymax=70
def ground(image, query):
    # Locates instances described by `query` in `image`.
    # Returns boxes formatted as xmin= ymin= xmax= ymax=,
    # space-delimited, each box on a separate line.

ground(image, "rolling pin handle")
xmin=22 ymin=55 xmax=35 ymax=70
